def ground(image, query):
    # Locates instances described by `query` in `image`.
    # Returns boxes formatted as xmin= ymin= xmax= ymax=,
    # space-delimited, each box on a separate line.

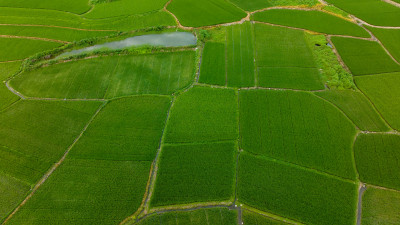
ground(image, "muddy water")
xmin=58 ymin=32 xmax=197 ymax=58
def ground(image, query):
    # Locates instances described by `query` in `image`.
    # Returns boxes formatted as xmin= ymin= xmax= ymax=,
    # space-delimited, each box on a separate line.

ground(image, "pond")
xmin=58 ymin=32 xmax=197 ymax=58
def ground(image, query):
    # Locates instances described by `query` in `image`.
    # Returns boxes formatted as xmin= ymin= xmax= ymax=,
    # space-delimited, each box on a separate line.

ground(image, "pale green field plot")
xmin=226 ymin=22 xmax=255 ymax=87
xmin=242 ymin=210 xmax=291 ymax=225
xmin=70 ymin=96 xmax=171 ymax=161
xmin=228 ymin=0 xmax=319 ymax=11
xmin=0 ymin=173 xmax=30 ymax=223
xmin=136 ymin=208 xmax=237 ymax=225
xmin=238 ymin=153 xmax=358 ymax=225
xmin=7 ymin=159 xmax=151 ymax=225
xmin=362 ymin=187 xmax=400 ymax=225
xmin=324 ymin=0 xmax=400 ymax=27
xmin=239 ymin=89 xmax=357 ymax=179
xmin=199 ymin=42 xmax=226 ymax=86
xmin=368 ymin=27 xmax=400 ymax=63
xmin=354 ymin=133 xmax=400 ymax=190
xmin=164 ymin=86 xmax=238 ymax=143
xmin=11 ymin=51 xmax=196 ymax=99
xmin=0 ymin=100 xmax=102 ymax=183
xmin=84 ymin=0 xmax=168 ymax=19
xmin=315 ymin=90 xmax=389 ymax=131
xmin=252 ymin=9 xmax=369 ymax=37
xmin=167 ymin=0 xmax=246 ymax=27
xmin=0 ymin=38 xmax=61 ymax=62
xmin=355 ymin=73 xmax=400 ymax=130
xmin=331 ymin=37 xmax=400 ymax=75
xmin=0 ymin=26 xmax=116 ymax=42
xmin=150 ymin=142 xmax=237 ymax=206
xmin=0 ymin=0 xmax=91 ymax=14
xmin=0 ymin=61 xmax=20 ymax=81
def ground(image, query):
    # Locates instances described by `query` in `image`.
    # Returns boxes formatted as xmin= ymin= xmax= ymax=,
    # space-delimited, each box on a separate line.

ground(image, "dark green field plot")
xmin=7 ymin=159 xmax=151 ymax=225
xmin=315 ymin=90 xmax=389 ymax=131
xmin=254 ymin=24 xmax=322 ymax=90
xmin=324 ymin=0 xmax=400 ymax=27
xmin=0 ymin=38 xmax=61 ymax=62
xmin=362 ymin=187 xmax=400 ymax=225
xmin=0 ymin=173 xmax=30 ymax=223
xmin=0 ymin=100 xmax=102 ymax=184
xmin=355 ymin=73 xmax=400 ymax=130
xmin=331 ymin=37 xmax=400 ymax=75
xmin=167 ymin=0 xmax=246 ymax=27
xmin=84 ymin=0 xmax=168 ymax=19
xmin=252 ymin=9 xmax=369 ymax=37
xmin=164 ymin=86 xmax=238 ymax=143
xmin=11 ymin=51 xmax=196 ymax=99
xmin=199 ymin=42 xmax=226 ymax=86
xmin=70 ymin=96 xmax=171 ymax=161
xmin=354 ymin=133 xmax=400 ymax=190
xmin=238 ymin=153 xmax=358 ymax=225
xmin=242 ymin=210 xmax=290 ymax=225
xmin=239 ymin=89 xmax=357 ymax=179
xmin=151 ymin=142 xmax=236 ymax=207
xmin=0 ymin=0 xmax=91 ymax=14
xmin=136 ymin=208 xmax=237 ymax=225
xmin=226 ymin=22 xmax=255 ymax=87
xmin=368 ymin=27 xmax=400 ymax=63
xmin=0 ymin=26 xmax=116 ymax=42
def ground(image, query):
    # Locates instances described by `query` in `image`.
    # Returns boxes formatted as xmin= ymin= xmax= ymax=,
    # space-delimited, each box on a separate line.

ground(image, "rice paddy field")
xmin=1 ymin=0 xmax=399 ymax=224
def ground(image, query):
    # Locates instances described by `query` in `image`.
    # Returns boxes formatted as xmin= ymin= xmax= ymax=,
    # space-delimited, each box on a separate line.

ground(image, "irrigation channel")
xmin=57 ymin=32 xmax=197 ymax=58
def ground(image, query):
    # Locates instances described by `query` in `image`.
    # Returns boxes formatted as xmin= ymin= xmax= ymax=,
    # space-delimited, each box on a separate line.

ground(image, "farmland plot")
xmin=252 ymin=9 xmax=370 ymax=38
xmin=69 ymin=96 xmax=171 ymax=161
xmin=226 ymin=22 xmax=255 ymax=87
xmin=355 ymin=73 xmax=400 ymax=130
xmin=6 ymin=159 xmax=151 ymax=225
xmin=11 ymin=51 xmax=196 ymax=99
xmin=238 ymin=153 xmax=358 ymax=225
xmin=164 ymin=86 xmax=238 ymax=144
xmin=0 ymin=38 xmax=61 ymax=62
xmin=199 ymin=42 xmax=226 ymax=86
xmin=150 ymin=142 xmax=237 ymax=207
xmin=315 ymin=90 xmax=389 ymax=132
xmin=362 ymin=187 xmax=400 ymax=225
xmin=136 ymin=208 xmax=237 ymax=225
xmin=331 ymin=37 xmax=400 ymax=75
xmin=0 ymin=61 xmax=20 ymax=81
xmin=0 ymin=84 xmax=19 ymax=111
xmin=242 ymin=210 xmax=291 ymax=225
xmin=354 ymin=133 xmax=400 ymax=190
xmin=228 ymin=0 xmax=319 ymax=11
xmin=254 ymin=24 xmax=322 ymax=90
xmin=324 ymin=0 xmax=400 ymax=27
xmin=167 ymin=0 xmax=246 ymax=27
xmin=239 ymin=89 xmax=357 ymax=179
xmin=0 ymin=0 xmax=91 ymax=14
xmin=367 ymin=27 xmax=400 ymax=63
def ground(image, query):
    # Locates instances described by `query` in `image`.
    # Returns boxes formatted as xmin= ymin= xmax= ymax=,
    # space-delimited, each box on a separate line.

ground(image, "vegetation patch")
xmin=151 ymin=142 xmax=237 ymax=207
xmin=354 ymin=133 xmax=400 ymax=190
xmin=362 ymin=187 xmax=400 ymax=225
xmin=238 ymin=153 xmax=358 ymax=225
xmin=239 ymin=89 xmax=357 ymax=179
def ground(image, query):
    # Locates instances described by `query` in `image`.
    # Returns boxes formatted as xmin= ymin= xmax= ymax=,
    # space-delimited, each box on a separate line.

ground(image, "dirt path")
xmin=2 ymin=102 xmax=107 ymax=225
xmin=382 ymin=0 xmax=400 ymax=7
xmin=5 ymin=81 xmax=25 ymax=99
xmin=0 ymin=35 xmax=69 ymax=43
xmin=356 ymin=183 xmax=367 ymax=225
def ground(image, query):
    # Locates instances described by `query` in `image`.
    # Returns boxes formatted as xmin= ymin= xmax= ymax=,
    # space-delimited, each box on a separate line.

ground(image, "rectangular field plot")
xmin=137 ymin=208 xmax=237 ymax=225
xmin=354 ymin=133 xmax=400 ymax=190
xmin=6 ymin=159 xmax=151 ymax=225
xmin=199 ymin=42 xmax=226 ymax=86
xmin=0 ymin=0 xmax=91 ymax=14
xmin=0 ymin=100 xmax=102 ymax=184
xmin=242 ymin=209 xmax=290 ymax=225
xmin=0 ymin=173 xmax=30 ymax=223
xmin=252 ymin=9 xmax=370 ymax=37
xmin=239 ymin=89 xmax=357 ymax=179
xmin=164 ymin=86 xmax=238 ymax=143
xmin=150 ymin=142 xmax=237 ymax=207
xmin=362 ymin=187 xmax=400 ymax=225
xmin=331 ymin=37 xmax=400 ymax=75
xmin=238 ymin=153 xmax=358 ymax=225
xmin=368 ymin=27 xmax=400 ymax=63
xmin=355 ymin=73 xmax=400 ymax=130
xmin=0 ymin=38 xmax=61 ymax=62
xmin=10 ymin=51 xmax=196 ymax=99
xmin=69 ymin=96 xmax=171 ymax=161
xmin=226 ymin=22 xmax=255 ymax=87
xmin=315 ymin=90 xmax=389 ymax=132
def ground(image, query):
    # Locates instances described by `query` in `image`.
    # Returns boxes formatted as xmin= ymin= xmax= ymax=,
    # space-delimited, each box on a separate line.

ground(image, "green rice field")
xmin=1 ymin=0 xmax=399 ymax=224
